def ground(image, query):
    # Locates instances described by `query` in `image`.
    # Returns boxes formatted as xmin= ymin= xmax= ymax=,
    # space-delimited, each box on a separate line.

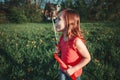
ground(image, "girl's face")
xmin=55 ymin=12 xmax=66 ymax=32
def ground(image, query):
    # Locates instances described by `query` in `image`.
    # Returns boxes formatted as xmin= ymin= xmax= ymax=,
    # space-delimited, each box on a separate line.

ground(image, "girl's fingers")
xmin=68 ymin=65 xmax=72 ymax=68
xmin=55 ymin=47 xmax=59 ymax=53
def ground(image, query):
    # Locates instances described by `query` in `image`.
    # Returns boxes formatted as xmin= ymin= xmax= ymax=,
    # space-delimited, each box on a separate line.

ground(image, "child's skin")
xmin=55 ymin=9 xmax=91 ymax=78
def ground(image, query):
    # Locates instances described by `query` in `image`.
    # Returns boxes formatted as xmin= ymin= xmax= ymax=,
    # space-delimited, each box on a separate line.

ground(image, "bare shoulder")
xmin=75 ymin=37 xmax=91 ymax=58
xmin=75 ymin=38 xmax=85 ymax=48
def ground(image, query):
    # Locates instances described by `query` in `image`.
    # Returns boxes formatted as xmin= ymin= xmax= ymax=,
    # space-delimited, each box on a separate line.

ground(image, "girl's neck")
xmin=63 ymin=33 xmax=73 ymax=41
xmin=63 ymin=34 xmax=68 ymax=41
xmin=62 ymin=30 xmax=67 ymax=41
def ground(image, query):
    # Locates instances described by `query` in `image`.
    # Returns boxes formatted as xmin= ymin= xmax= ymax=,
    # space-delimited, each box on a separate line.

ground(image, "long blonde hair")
xmin=61 ymin=9 xmax=84 ymax=42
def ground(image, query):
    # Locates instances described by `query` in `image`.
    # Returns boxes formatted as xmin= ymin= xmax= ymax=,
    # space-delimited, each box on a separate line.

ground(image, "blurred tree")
xmin=60 ymin=0 xmax=120 ymax=21
xmin=87 ymin=0 xmax=120 ymax=21
xmin=60 ymin=0 xmax=87 ymax=21
xmin=1 ymin=0 xmax=120 ymax=22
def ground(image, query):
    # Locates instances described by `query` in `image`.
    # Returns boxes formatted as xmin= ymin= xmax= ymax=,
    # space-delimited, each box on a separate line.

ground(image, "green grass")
xmin=0 ymin=22 xmax=120 ymax=80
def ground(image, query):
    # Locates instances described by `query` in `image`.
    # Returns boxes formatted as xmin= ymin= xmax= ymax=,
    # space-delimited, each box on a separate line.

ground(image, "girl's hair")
xmin=61 ymin=9 xmax=84 ymax=42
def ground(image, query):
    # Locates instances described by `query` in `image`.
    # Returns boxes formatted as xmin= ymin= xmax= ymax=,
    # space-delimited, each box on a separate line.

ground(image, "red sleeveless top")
xmin=59 ymin=35 xmax=84 ymax=77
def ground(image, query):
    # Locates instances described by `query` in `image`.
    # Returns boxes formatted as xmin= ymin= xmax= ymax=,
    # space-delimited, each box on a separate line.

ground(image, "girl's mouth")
xmin=56 ymin=25 xmax=60 ymax=29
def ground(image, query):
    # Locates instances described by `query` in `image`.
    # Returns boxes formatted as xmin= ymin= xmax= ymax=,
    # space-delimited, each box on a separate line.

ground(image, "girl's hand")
xmin=54 ymin=44 xmax=61 ymax=57
xmin=66 ymin=65 xmax=75 ymax=76
xmin=55 ymin=44 xmax=60 ymax=53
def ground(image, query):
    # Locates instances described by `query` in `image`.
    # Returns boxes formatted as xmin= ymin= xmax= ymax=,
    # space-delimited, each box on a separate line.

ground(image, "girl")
xmin=55 ymin=9 xmax=91 ymax=80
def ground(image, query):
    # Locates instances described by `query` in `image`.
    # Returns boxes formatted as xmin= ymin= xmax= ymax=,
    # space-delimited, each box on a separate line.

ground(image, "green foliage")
xmin=8 ymin=7 xmax=28 ymax=23
xmin=1 ymin=0 xmax=119 ymax=23
xmin=60 ymin=0 xmax=120 ymax=21
xmin=81 ymin=22 xmax=120 ymax=80
xmin=0 ymin=13 xmax=9 ymax=23
xmin=26 ymin=9 xmax=44 ymax=23
xmin=0 ymin=22 xmax=120 ymax=80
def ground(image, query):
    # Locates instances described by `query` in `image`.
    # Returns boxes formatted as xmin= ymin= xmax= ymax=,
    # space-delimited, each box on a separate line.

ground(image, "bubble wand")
xmin=52 ymin=18 xmax=76 ymax=80
xmin=52 ymin=18 xmax=58 ymax=44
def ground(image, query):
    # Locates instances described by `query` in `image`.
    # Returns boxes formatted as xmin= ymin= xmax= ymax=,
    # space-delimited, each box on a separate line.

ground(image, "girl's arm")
xmin=66 ymin=38 xmax=91 ymax=76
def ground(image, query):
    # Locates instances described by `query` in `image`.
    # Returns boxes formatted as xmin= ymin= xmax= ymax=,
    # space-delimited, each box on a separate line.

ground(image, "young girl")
xmin=55 ymin=9 xmax=91 ymax=80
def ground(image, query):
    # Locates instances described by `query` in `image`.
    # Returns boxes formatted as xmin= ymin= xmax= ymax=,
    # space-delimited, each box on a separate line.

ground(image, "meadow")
xmin=0 ymin=22 xmax=120 ymax=80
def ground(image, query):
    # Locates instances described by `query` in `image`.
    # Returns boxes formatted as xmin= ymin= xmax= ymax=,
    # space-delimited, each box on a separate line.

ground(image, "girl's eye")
xmin=55 ymin=17 xmax=61 ymax=22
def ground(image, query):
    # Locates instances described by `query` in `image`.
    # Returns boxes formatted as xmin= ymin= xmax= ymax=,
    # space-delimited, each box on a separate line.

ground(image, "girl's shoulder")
xmin=73 ymin=36 xmax=85 ymax=44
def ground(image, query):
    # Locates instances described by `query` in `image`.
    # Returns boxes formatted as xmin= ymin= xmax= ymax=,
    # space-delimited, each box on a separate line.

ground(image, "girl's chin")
xmin=56 ymin=28 xmax=61 ymax=32
xmin=56 ymin=29 xmax=61 ymax=32
xmin=56 ymin=28 xmax=65 ymax=32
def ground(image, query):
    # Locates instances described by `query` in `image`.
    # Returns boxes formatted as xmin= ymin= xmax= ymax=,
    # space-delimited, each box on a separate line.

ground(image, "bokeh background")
xmin=0 ymin=0 xmax=120 ymax=80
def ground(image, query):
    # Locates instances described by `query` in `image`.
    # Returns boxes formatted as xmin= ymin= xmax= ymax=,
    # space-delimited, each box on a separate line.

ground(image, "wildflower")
xmin=86 ymin=31 xmax=89 ymax=35
xmin=34 ymin=45 xmax=37 ymax=48
xmin=94 ymin=58 xmax=99 ymax=63
xmin=26 ymin=44 xmax=29 ymax=47
xmin=28 ymin=40 xmax=31 ymax=43
xmin=52 ymin=38 xmax=55 ymax=41
xmin=16 ymin=43 xmax=18 ymax=46
xmin=39 ymin=39 xmax=43 ymax=44
xmin=27 ymin=67 xmax=33 ymax=73
xmin=32 ymin=41 xmax=36 ymax=44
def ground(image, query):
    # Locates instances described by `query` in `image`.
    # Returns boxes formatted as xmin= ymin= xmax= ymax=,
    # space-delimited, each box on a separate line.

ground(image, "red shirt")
xmin=59 ymin=35 xmax=83 ymax=77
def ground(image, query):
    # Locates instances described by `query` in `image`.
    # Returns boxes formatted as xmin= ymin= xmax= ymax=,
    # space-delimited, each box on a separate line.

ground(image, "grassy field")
xmin=0 ymin=22 xmax=120 ymax=80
